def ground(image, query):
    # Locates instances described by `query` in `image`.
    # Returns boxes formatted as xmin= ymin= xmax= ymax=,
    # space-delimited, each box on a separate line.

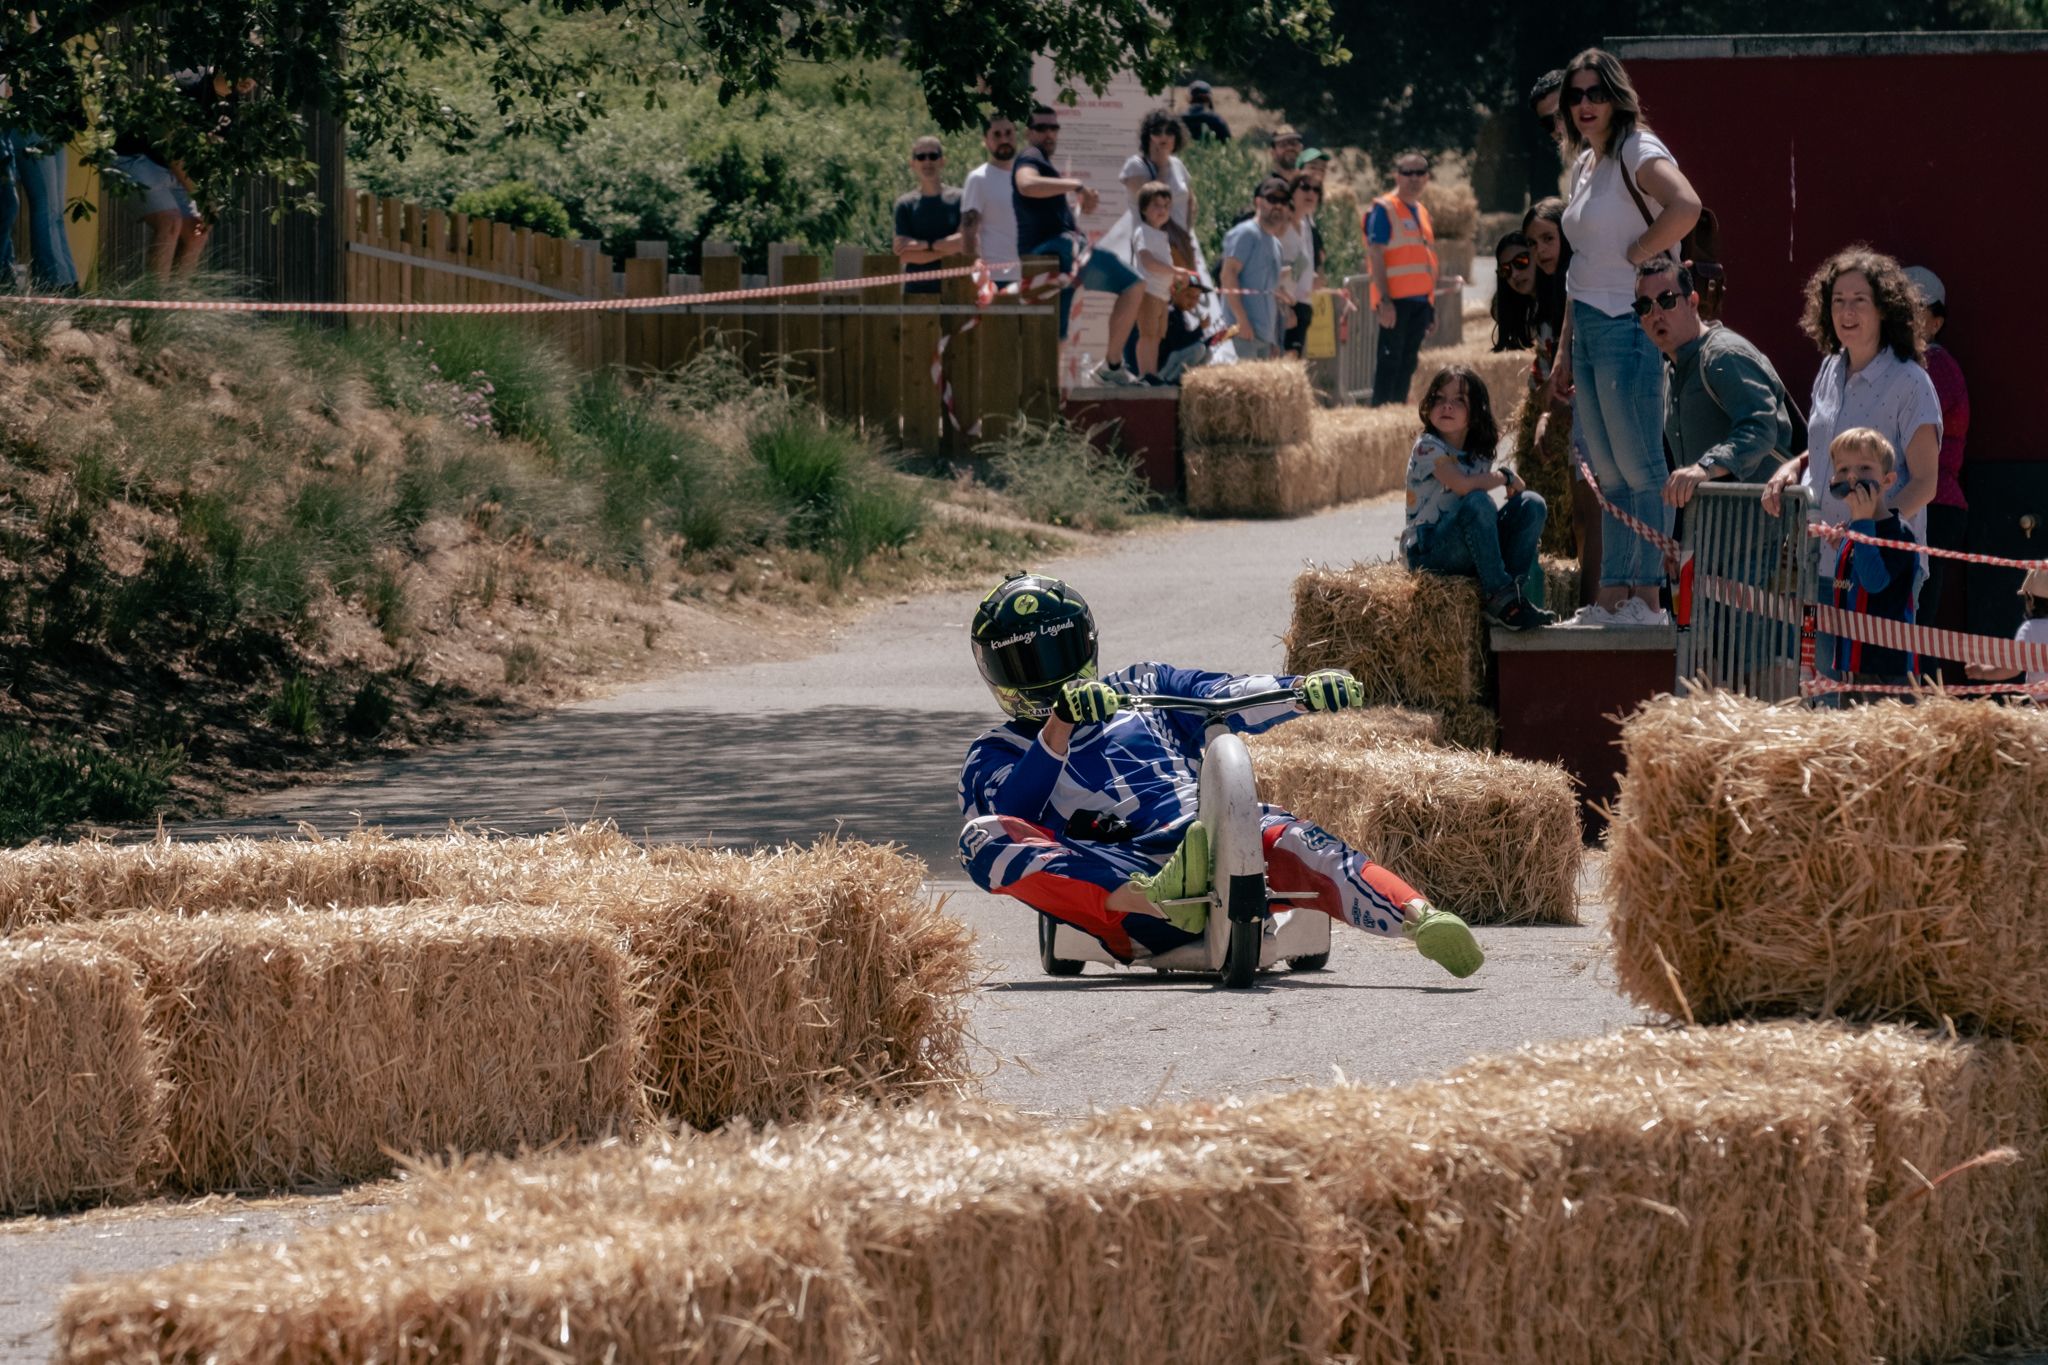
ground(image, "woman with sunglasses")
xmin=1490 ymin=233 xmax=1538 ymax=351
xmin=1280 ymin=174 xmax=1322 ymax=356
xmin=1551 ymin=48 xmax=1702 ymax=626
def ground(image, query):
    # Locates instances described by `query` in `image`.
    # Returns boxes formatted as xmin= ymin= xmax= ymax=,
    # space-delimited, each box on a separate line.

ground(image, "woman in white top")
xmin=1549 ymin=48 xmax=1702 ymax=626
xmin=1120 ymin=109 xmax=1196 ymax=231
xmin=1761 ymin=247 xmax=1941 ymax=545
xmin=1278 ymin=173 xmax=1320 ymax=355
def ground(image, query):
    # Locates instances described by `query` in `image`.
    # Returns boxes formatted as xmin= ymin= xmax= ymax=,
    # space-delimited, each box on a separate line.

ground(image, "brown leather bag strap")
xmin=1616 ymin=151 xmax=1655 ymax=229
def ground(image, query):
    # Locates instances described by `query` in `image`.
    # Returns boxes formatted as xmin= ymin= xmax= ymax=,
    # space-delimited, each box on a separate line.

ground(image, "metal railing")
xmin=1676 ymin=482 xmax=1816 ymax=701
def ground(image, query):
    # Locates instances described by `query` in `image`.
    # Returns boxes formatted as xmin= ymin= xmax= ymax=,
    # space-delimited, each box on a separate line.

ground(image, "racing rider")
xmin=958 ymin=573 xmax=1484 ymax=976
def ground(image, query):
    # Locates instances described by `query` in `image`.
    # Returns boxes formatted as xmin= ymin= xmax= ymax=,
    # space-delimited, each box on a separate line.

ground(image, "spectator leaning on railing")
xmin=1637 ymin=255 xmax=1797 ymax=509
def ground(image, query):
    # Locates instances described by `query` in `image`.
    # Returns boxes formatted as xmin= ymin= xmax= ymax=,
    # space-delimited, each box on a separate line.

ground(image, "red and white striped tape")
xmin=1814 ymin=521 xmax=2048 ymax=572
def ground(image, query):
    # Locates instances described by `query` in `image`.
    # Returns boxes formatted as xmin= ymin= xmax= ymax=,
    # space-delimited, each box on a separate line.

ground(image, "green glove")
xmin=1053 ymin=678 xmax=1121 ymax=725
xmin=1296 ymin=669 xmax=1363 ymax=713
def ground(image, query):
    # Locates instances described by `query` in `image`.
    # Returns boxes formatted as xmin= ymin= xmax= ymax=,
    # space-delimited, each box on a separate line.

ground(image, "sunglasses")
xmin=1030 ymin=122 xmax=1059 ymax=132
xmin=912 ymin=151 xmax=942 ymax=161
xmin=1561 ymin=84 xmax=1613 ymax=108
xmin=1630 ymin=290 xmax=1685 ymax=317
xmin=1261 ymin=194 xmax=1291 ymax=206
xmin=1498 ymin=253 xmax=1532 ymax=272
xmin=1396 ymin=167 xmax=1429 ymax=178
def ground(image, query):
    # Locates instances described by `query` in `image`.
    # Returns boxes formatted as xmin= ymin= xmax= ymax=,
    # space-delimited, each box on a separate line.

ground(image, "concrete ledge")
xmin=1491 ymin=623 xmax=1677 ymax=653
xmin=1611 ymin=30 xmax=2048 ymax=61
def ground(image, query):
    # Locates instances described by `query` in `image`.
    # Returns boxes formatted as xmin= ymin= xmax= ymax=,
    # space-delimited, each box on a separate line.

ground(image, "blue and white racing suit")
xmin=957 ymin=662 xmax=1425 ymax=962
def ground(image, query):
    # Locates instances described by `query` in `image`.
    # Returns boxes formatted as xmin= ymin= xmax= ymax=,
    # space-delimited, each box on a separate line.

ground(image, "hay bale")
xmin=1513 ymin=390 xmax=1580 ymax=559
xmin=1405 ymin=340 xmax=1535 ymax=413
xmin=1246 ymin=706 xmax=1444 ymax=761
xmin=1178 ymin=359 xmax=1313 ymax=447
xmin=1253 ymin=738 xmax=1580 ymax=924
xmin=1540 ymin=552 xmax=1579 ymax=614
xmin=0 ymin=830 xmax=977 ymax=1131
xmin=0 ymin=942 xmax=162 ymax=1214
xmin=1286 ymin=560 xmax=1488 ymax=711
xmin=1086 ymin=1026 xmax=1880 ymax=1365
xmin=57 ymin=1105 xmax=1335 ymax=1364
xmin=1183 ymin=439 xmax=1336 ymax=518
xmin=39 ymin=904 xmax=644 ymax=1190
xmin=1313 ymin=404 xmax=1415 ymax=504
xmin=1607 ymin=693 xmax=2048 ymax=1035
xmin=1437 ymin=701 xmax=1499 ymax=751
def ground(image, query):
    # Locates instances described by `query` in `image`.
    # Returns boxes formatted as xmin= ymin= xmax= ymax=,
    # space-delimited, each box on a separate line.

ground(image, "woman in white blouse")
xmin=1549 ymin=48 xmax=1702 ymax=626
xmin=1121 ymin=109 xmax=1196 ymax=230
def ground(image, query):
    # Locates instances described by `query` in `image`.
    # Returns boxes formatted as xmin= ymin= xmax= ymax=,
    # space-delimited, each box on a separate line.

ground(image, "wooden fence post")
xmin=862 ymin=252 xmax=902 ymax=444
xmin=700 ymin=254 xmax=744 ymax=369
xmin=779 ymin=255 xmax=822 ymax=410
xmin=1017 ymin=254 xmax=1062 ymax=423
xmin=623 ymin=255 xmax=667 ymax=372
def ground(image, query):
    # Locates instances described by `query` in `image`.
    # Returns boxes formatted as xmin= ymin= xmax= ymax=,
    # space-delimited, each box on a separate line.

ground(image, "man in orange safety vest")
xmin=1366 ymin=151 xmax=1441 ymax=406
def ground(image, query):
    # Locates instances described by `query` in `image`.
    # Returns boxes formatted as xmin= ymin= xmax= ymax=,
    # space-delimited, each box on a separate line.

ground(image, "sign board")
xmin=1305 ymin=291 xmax=1338 ymax=359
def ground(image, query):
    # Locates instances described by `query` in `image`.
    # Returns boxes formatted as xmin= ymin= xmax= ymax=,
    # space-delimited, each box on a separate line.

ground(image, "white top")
xmin=1276 ymin=220 xmax=1315 ymax=303
xmin=1802 ymin=348 xmax=1944 ymax=547
xmin=1133 ymin=222 xmax=1175 ymax=298
xmin=1562 ymin=129 xmax=1676 ymax=317
xmin=961 ymin=162 xmax=1019 ymax=282
xmin=1119 ymin=153 xmax=1192 ymax=229
xmin=2020 ymin=617 xmax=2047 ymax=686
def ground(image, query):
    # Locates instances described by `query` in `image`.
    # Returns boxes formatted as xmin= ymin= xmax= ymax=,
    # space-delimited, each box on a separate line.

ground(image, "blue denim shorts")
xmin=1079 ymin=248 xmax=1142 ymax=295
xmin=110 ymin=154 xmax=198 ymax=219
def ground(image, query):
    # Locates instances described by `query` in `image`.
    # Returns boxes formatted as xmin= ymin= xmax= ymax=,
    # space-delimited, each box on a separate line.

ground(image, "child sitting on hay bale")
xmin=1401 ymin=365 xmax=1555 ymax=631
xmin=1826 ymin=427 xmax=1921 ymax=693
xmin=957 ymin=573 xmax=1483 ymax=977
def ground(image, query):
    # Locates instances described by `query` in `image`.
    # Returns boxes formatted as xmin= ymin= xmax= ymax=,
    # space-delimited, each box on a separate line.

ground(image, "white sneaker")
xmin=1568 ymin=603 xmax=1619 ymax=626
xmin=1092 ymin=362 xmax=1139 ymax=387
xmin=1612 ymin=598 xmax=1672 ymax=626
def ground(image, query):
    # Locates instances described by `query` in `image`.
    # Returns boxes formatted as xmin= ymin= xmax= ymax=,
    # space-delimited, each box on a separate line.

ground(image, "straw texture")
xmin=1245 ymin=706 xmax=1445 ymax=757
xmin=1405 ymin=341 xmax=1536 ymax=414
xmin=1513 ymin=390 xmax=1580 ymax=558
xmin=39 ymin=905 xmax=644 ymax=1190
xmin=1287 ymin=560 xmax=1489 ymax=712
xmin=57 ymin=1105 xmax=1333 ymax=1364
xmin=1178 ymin=359 xmax=1313 ymax=447
xmin=1183 ymin=440 xmax=1335 ymax=518
xmin=1316 ymin=405 xmax=1415 ymax=504
xmin=1607 ymin=693 xmax=2048 ymax=1035
xmin=1252 ymin=738 xmax=1581 ymax=924
xmin=0 ymin=942 xmax=163 ymax=1214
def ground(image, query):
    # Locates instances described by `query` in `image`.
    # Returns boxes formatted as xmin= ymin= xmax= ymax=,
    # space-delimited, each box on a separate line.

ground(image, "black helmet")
xmin=970 ymin=573 xmax=1099 ymax=719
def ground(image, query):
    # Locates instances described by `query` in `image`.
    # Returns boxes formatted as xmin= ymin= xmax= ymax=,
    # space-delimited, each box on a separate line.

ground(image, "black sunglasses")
xmin=1261 ymin=194 xmax=1291 ymax=206
xmin=1630 ymin=290 xmax=1685 ymax=317
xmin=1396 ymin=167 xmax=1429 ymax=178
xmin=1561 ymin=84 xmax=1614 ymax=108
xmin=1030 ymin=121 xmax=1059 ymax=132
xmin=1498 ymin=253 xmax=1532 ymax=272
xmin=912 ymin=151 xmax=942 ymax=161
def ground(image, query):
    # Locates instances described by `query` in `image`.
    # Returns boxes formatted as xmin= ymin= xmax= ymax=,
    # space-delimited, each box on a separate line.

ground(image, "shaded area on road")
xmin=182 ymin=708 xmax=996 ymax=875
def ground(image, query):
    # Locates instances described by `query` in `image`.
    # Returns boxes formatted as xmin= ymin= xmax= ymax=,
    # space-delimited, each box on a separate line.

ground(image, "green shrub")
xmin=406 ymin=318 xmax=576 ymax=455
xmin=450 ymin=180 xmax=574 ymax=238
xmin=0 ymin=730 xmax=184 ymax=845
xmin=979 ymin=417 xmax=1155 ymax=532
xmin=343 ymin=679 xmax=395 ymax=739
xmin=267 ymin=676 xmax=321 ymax=740
xmin=501 ymin=642 xmax=544 ymax=685
xmin=571 ymin=374 xmax=752 ymax=563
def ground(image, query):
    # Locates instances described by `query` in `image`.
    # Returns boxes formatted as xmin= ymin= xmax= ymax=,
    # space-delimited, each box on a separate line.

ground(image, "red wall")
xmin=1622 ymin=50 xmax=2043 ymax=464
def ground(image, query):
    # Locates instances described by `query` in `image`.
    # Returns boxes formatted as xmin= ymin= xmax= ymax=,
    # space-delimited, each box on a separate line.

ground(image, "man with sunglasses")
xmin=1013 ymin=105 xmax=1147 ymax=374
xmin=1528 ymin=70 xmax=1566 ymax=162
xmin=1220 ymin=178 xmax=1291 ymax=358
xmin=893 ymin=136 xmax=964 ymax=296
xmin=1366 ymin=152 xmax=1440 ymax=405
xmin=1635 ymin=256 xmax=1795 ymax=510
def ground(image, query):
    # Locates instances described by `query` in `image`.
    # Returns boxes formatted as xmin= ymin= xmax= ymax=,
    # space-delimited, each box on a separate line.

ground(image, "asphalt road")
xmin=0 ymin=491 xmax=1843 ymax=1359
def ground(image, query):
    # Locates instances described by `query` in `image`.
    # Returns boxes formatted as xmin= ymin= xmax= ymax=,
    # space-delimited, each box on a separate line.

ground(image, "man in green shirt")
xmin=1636 ymin=256 xmax=1797 ymax=509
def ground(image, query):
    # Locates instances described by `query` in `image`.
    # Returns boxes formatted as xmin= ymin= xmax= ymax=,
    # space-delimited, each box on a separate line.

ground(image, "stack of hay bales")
xmin=1607 ymin=694 xmax=2048 ymax=1033
xmin=1179 ymin=361 xmax=1320 ymax=517
xmin=1285 ymin=555 xmax=1582 ymax=748
xmin=1314 ymin=404 xmax=1418 ymax=504
xmin=0 ymin=827 xmax=976 ymax=1208
xmin=1405 ymin=339 xmax=1536 ymax=414
xmin=58 ymin=1022 xmax=2048 ymax=1364
xmin=1248 ymin=720 xmax=1580 ymax=925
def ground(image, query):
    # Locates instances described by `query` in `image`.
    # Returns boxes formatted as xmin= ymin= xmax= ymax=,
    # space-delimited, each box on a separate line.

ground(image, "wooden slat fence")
xmin=346 ymin=192 xmax=1059 ymax=453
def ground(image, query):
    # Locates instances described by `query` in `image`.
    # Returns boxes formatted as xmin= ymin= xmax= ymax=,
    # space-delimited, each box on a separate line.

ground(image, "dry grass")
xmin=1246 ymin=706 xmax=1445 ymax=756
xmin=0 ymin=828 xmax=976 ymax=1197
xmin=1252 ymin=737 xmax=1581 ymax=924
xmin=35 ymin=905 xmax=644 ymax=1191
xmin=1286 ymin=560 xmax=1490 ymax=711
xmin=1405 ymin=340 xmax=1536 ymax=413
xmin=1606 ymin=693 xmax=2048 ymax=1035
xmin=1315 ymin=404 xmax=1414 ymax=504
xmin=56 ymin=1104 xmax=1334 ymax=1364
xmin=1178 ymin=360 xmax=1313 ymax=447
xmin=1182 ymin=440 xmax=1335 ymax=518
xmin=0 ymin=942 xmax=163 ymax=1214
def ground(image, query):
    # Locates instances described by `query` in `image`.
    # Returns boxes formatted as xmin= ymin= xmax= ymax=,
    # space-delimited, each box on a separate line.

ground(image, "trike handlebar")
xmin=1115 ymin=688 xmax=1299 ymax=719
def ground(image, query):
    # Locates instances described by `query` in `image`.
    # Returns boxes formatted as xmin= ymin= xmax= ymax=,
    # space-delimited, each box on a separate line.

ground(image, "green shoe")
xmin=1131 ymin=821 xmax=1211 ymax=933
xmin=1403 ymin=901 xmax=1483 ymax=979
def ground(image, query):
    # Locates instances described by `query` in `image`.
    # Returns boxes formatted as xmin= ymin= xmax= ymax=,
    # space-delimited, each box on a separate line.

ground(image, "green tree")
xmin=1210 ymin=0 xmax=2045 ymax=203
xmin=1 ymin=0 xmax=1343 ymax=218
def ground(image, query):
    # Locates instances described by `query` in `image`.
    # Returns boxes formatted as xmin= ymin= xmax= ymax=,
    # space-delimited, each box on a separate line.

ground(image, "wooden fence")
xmin=345 ymin=193 xmax=1061 ymax=451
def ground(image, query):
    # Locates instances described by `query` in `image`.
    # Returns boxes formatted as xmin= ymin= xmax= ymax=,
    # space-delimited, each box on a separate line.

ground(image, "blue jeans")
xmin=1370 ymin=296 xmax=1435 ymax=406
xmin=1022 ymin=233 xmax=1142 ymax=340
xmin=0 ymin=132 xmax=80 ymax=289
xmin=1408 ymin=490 xmax=1548 ymax=602
xmin=1571 ymin=301 xmax=1669 ymax=588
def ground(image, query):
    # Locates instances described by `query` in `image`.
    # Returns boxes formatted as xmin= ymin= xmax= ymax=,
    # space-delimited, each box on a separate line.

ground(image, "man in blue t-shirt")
xmin=1012 ymin=105 xmax=1145 ymax=380
xmin=1220 ymin=177 xmax=1290 ymax=358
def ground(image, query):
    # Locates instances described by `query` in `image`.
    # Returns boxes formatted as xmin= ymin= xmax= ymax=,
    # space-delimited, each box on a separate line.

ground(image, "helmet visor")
xmin=974 ymin=615 xmax=1094 ymax=693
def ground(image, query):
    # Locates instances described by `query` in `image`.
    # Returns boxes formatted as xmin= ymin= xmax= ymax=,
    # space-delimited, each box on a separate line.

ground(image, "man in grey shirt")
xmin=1636 ymin=255 xmax=1796 ymax=509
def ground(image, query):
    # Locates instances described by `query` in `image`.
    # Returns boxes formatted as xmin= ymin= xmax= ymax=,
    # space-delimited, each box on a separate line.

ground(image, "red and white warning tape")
xmin=1575 ymin=459 xmax=2046 ymax=696
xmin=1813 ymin=521 xmax=2048 ymax=572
